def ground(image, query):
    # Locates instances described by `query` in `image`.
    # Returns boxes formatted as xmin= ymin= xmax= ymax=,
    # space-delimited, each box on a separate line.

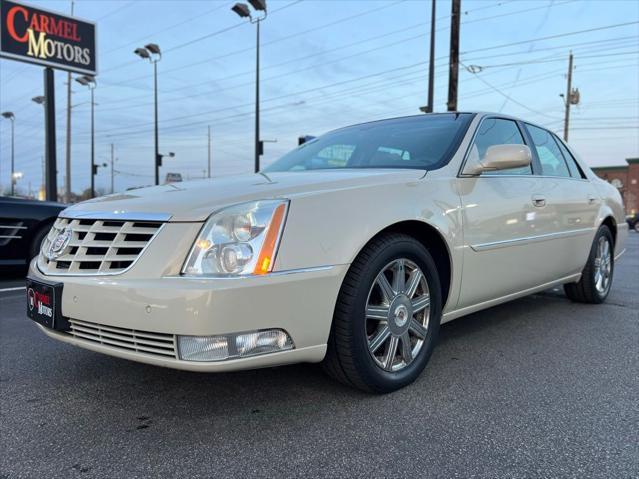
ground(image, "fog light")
xmin=177 ymin=329 xmax=293 ymax=362
xmin=178 ymin=335 xmax=229 ymax=362
xmin=235 ymin=330 xmax=293 ymax=357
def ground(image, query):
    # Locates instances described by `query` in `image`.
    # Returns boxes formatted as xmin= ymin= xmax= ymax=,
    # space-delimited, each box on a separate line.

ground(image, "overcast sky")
xmin=1 ymin=0 xmax=638 ymax=196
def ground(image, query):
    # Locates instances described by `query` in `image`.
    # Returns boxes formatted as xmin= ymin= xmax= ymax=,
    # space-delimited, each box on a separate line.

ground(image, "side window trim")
xmin=517 ymin=120 xmax=542 ymax=175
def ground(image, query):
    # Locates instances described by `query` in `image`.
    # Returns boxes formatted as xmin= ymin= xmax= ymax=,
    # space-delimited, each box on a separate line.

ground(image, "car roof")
xmin=325 ymin=111 xmax=531 ymax=134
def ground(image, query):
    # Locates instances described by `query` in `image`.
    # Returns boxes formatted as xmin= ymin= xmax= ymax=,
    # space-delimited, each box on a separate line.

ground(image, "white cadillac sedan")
xmin=27 ymin=113 xmax=628 ymax=393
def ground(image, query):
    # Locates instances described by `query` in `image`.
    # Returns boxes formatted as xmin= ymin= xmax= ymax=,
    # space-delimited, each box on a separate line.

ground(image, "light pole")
xmin=1 ymin=112 xmax=15 ymax=195
xmin=134 ymin=43 xmax=162 ymax=185
xmin=232 ymin=0 xmax=267 ymax=173
xmin=32 ymin=96 xmax=47 ymax=196
xmin=75 ymin=75 xmax=98 ymax=198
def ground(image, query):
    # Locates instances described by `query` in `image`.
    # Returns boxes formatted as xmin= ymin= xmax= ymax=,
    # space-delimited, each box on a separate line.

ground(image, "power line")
xmin=460 ymin=61 xmax=562 ymax=120
xmin=97 ymin=0 xmax=531 ymax=93
xmin=100 ymin=2 xmax=233 ymax=57
xmin=101 ymin=0 xmax=310 ymax=74
xmin=461 ymin=20 xmax=639 ymax=55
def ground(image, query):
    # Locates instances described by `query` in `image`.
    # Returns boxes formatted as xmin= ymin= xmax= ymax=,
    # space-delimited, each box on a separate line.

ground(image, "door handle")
xmin=532 ymin=195 xmax=546 ymax=207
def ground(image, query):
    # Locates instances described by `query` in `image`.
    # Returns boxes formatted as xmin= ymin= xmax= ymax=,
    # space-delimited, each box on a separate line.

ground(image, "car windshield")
xmin=264 ymin=113 xmax=474 ymax=172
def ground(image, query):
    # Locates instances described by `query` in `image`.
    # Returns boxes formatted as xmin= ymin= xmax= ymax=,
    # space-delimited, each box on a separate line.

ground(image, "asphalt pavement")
xmin=1 ymin=234 xmax=638 ymax=478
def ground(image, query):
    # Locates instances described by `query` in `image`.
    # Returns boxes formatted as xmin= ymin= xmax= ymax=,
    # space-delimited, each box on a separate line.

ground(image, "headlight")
xmin=182 ymin=199 xmax=289 ymax=277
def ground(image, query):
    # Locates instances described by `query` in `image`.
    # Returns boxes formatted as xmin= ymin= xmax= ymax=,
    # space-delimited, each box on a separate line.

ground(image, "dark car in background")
xmin=627 ymin=213 xmax=639 ymax=232
xmin=1 ymin=197 xmax=66 ymax=274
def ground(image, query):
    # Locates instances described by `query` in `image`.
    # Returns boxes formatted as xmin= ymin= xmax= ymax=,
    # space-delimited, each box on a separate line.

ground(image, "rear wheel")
xmin=564 ymin=225 xmax=614 ymax=304
xmin=323 ymin=233 xmax=442 ymax=393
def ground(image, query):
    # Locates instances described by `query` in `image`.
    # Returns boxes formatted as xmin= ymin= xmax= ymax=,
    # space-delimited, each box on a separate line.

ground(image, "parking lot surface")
xmin=1 ymin=234 xmax=637 ymax=478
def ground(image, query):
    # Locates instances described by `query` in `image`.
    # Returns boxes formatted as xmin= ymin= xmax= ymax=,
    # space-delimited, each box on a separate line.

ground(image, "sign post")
xmin=43 ymin=67 xmax=56 ymax=201
xmin=1 ymin=0 xmax=97 ymax=202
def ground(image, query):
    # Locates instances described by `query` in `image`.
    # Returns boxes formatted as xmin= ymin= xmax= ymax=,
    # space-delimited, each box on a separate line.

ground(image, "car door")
xmin=522 ymin=124 xmax=600 ymax=278
xmin=455 ymin=117 xmax=560 ymax=309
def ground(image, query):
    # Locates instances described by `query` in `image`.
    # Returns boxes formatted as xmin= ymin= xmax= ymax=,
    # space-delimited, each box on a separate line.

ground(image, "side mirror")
xmin=462 ymin=144 xmax=532 ymax=176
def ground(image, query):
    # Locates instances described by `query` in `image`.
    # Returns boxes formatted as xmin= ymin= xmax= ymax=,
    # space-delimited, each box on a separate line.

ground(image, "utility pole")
xmin=562 ymin=51 xmax=576 ymax=142
xmin=110 ymin=143 xmax=115 ymax=194
xmin=64 ymin=0 xmax=75 ymax=202
xmin=41 ymin=156 xmax=45 ymax=200
xmin=255 ymin=18 xmax=261 ymax=173
xmin=447 ymin=0 xmax=461 ymax=112
xmin=44 ymin=68 xmax=57 ymax=202
xmin=65 ymin=73 xmax=72 ymax=202
xmin=153 ymin=59 xmax=159 ymax=185
xmin=208 ymin=125 xmax=211 ymax=178
xmin=420 ymin=0 xmax=436 ymax=114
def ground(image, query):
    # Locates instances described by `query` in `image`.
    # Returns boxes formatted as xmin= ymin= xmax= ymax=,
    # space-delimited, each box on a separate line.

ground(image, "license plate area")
xmin=26 ymin=278 xmax=69 ymax=331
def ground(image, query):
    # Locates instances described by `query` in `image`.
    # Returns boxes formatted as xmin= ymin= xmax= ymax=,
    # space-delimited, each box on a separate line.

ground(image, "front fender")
xmin=275 ymin=176 xmax=461 ymax=271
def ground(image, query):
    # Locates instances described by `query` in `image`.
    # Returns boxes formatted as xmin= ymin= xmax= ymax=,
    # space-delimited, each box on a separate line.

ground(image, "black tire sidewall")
xmin=29 ymin=224 xmax=51 ymax=261
xmin=346 ymin=237 xmax=442 ymax=392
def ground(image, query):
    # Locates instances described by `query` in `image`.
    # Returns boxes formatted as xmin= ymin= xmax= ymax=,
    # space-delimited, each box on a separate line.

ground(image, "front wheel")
xmin=564 ymin=225 xmax=614 ymax=304
xmin=322 ymin=233 xmax=442 ymax=393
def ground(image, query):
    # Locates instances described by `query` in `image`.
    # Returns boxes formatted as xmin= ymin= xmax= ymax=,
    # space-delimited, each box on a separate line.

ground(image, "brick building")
xmin=591 ymin=158 xmax=639 ymax=216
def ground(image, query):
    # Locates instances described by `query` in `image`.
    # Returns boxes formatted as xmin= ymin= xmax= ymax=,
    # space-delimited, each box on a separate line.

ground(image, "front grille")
xmin=38 ymin=217 xmax=163 ymax=275
xmin=67 ymin=319 xmax=177 ymax=358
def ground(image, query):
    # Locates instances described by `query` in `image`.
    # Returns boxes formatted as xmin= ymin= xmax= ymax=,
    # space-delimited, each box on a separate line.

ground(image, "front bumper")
xmin=28 ymin=260 xmax=348 ymax=371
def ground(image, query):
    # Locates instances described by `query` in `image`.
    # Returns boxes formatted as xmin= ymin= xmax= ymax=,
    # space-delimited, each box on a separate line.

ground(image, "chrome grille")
xmin=38 ymin=217 xmax=163 ymax=275
xmin=67 ymin=319 xmax=177 ymax=358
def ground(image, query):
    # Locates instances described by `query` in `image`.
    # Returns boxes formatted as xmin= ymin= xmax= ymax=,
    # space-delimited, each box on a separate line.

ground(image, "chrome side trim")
xmin=470 ymin=227 xmax=595 ymax=252
xmin=169 ymin=265 xmax=335 ymax=280
xmin=59 ymin=210 xmax=172 ymax=222
xmin=0 ymin=225 xmax=27 ymax=229
xmin=0 ymin=235 xmax=22 ymax=239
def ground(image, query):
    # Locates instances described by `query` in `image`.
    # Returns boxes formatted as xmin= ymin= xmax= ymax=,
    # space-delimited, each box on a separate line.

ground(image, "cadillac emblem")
xmin=46 ymin=227 xmax=72 ymax=260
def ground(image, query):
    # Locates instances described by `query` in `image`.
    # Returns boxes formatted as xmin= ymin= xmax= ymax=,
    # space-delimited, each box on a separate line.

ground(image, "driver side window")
xmin=471 ymin=118 xmax=532 ymax=176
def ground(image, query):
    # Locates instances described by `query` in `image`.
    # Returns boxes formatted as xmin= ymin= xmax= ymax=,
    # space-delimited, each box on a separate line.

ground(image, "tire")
xmin=634 ymin=222 xmax=639 ymax=233
xmin=564 ymin=225 xmax=614 ymax=304
xmin=322 ymin=233 xmax=442 ymax=393
xmin=29 ymin=223 xmax=52 ymax=261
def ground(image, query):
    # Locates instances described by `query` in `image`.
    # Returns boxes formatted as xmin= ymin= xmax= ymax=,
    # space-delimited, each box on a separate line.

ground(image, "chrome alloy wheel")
xmin=365 ymin=258 xmax=430 ymax=372
xmin=594 ymin=236 xmax=612 ymax=295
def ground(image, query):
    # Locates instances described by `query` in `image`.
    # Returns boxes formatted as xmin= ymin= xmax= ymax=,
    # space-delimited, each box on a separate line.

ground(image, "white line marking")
xmin=0 ymin=286 xmax=26 ymax=292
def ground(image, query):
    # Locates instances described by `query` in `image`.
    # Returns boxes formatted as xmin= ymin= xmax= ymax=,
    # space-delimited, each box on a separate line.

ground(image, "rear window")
xmin=264 ymin=114 xmax=474 ymax=172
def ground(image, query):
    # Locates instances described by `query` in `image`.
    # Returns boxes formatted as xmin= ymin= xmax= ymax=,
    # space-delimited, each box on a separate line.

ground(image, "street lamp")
xmin=75 ymin=75 xmax=98 ymax=198
xmin=134 ymin=43 xmax=162 ymax=185
xmin=232 ymin=0 xmax=267 ymax=173
xmin=1 ymin=111 xmax=15 ymax=196
xmin=31 ymin=96 xmax=48 ymax=196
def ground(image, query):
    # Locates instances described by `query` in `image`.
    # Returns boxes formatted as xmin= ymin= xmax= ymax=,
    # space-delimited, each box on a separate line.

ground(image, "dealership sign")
xmin=0 ymin=0 xmax=96 ymax=75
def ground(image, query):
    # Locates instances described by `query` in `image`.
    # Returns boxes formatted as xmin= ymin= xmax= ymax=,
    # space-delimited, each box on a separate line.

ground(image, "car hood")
xmin=62 ymin=169 xmax=426 ymax=222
